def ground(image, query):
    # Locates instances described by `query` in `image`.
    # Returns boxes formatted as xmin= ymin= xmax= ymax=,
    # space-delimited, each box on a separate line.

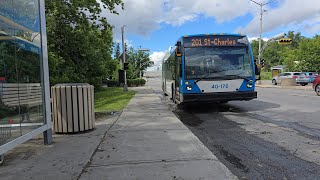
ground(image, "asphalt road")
xmin=146 ymin=73 xmax=320 ymax=180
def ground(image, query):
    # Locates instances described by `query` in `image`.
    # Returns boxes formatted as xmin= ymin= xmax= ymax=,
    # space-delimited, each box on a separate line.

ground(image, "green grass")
xmin=94 ymin=87 xmax=136 ymax=112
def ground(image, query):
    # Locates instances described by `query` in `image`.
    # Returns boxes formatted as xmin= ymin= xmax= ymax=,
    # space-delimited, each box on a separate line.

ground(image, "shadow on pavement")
xmin=173 ymin=100 xmax=280 ymax=114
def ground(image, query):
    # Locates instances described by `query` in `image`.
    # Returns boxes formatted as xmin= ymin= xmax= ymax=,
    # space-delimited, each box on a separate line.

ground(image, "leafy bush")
xmin=261 ymin=71 xmax=272 ymax=80
xmin=127 ymin=79 xmax=146 ymax=87
xmin=105 ymin=80 xmax=119 ymax=87
xmin=104 ymin=79 xmax=146 ymax=87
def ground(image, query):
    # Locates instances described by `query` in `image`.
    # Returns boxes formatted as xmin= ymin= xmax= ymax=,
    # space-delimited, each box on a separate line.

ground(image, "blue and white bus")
xmin=162 ymin=33 xmax=260 ymax=104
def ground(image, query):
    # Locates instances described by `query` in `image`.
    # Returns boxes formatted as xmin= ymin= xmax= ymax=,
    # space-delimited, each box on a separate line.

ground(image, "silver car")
xmin=272 ymin=72 xmax=308 ymax=86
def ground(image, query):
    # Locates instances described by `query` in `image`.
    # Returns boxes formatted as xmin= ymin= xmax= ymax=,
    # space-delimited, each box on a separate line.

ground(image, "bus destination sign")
xmin=184 ymin=35 xmax=248 ymax=47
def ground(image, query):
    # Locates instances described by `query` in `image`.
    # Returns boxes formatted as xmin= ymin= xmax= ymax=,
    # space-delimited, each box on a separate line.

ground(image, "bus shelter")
xmin=271 ymin=65 xmax=286 ymax=78
xmin=0 ymin=0 xmax=52 ymax=161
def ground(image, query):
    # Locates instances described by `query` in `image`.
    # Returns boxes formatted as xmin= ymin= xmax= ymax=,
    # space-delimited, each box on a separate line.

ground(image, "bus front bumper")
xmin=182 ymin=91 xmax=257 ymax=103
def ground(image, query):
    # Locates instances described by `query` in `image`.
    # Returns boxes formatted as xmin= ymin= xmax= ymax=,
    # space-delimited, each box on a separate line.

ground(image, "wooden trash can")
xmin=51 ymin=83 xmax=95 ymax=133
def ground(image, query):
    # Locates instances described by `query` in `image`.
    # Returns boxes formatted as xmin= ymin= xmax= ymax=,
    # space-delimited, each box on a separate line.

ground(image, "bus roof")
xmin=181 ymin=33 xmax=247 ymax=38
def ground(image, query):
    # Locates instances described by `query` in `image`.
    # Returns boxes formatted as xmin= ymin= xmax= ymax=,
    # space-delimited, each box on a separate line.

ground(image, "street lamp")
xmin=250 ymin=0 xmax=275 ymax=65
xmin=260 ymin=32 xmax=286 ymax=55
xmin=121 ymin=25 xmax=128 ymax=91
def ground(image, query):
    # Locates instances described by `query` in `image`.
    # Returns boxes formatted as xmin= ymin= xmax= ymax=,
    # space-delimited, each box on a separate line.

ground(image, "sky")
xmin=102 ymin=0 xmax=320 ymax=65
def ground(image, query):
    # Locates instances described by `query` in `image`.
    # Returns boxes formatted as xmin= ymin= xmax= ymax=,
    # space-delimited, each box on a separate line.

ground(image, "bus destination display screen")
xmin=184 ymin=35 xmax=248 ymax=47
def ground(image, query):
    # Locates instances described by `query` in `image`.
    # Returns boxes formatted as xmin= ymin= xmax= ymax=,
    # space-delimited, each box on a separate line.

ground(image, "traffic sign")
xmin=261 ymin=59 xmax=265 ymax=68
xmin=137 ymin=48 xmax=150 ymax=52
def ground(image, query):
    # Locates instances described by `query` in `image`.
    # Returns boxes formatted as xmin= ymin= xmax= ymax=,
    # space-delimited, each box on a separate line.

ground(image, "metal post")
xmin=39 ymin=0 xmax=52 ymax=145
xmin=250 ymin=0 xmax=275 ymax=64
xmin=139 ymin=61 xmax=142 ymax=78
xmin=121 ymin=26 xmax=128 ymax=91
xmin=250 ymin=0 xmax=274 ymax=84
xmin=138 ymin=46 xmax=142 ymax=79
xmin=259 ymin=5 xmax=262 ymax=65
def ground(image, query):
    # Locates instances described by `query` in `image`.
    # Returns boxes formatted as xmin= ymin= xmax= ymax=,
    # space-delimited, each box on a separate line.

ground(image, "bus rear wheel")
xmin=163 ymin=83 xmax=168 ymax=96
xmin=171 ymin=85 xmax=176 ymax=103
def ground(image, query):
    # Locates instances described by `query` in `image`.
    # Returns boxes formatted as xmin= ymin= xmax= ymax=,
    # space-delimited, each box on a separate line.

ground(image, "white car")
xmin=272 ymin=72 xmax=308 ymax=86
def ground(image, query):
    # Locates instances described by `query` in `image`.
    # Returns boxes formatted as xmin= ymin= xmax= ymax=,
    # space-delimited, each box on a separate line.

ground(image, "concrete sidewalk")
xmin=0 ymin=86 xmax=236 ymax=180
xmin=79 ymin=87 xmax=236 ymax=179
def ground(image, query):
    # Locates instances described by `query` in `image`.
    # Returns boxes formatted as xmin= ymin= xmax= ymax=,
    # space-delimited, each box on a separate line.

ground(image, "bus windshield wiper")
xmin=225 ymin=75 xmax=250 ymax=81
xmin=195 ymin=73 xmax=250 ymax=84
xmin=194 ymin=71 xmax=222 ymax=83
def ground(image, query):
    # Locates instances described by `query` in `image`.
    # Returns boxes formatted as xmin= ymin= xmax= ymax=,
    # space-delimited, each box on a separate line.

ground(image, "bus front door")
xmin=174 ymin=56 xmax=182 ymax=102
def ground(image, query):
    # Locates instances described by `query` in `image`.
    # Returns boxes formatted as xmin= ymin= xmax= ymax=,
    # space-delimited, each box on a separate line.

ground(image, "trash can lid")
xmin=54 ymin=83 xmax=91 ymax=86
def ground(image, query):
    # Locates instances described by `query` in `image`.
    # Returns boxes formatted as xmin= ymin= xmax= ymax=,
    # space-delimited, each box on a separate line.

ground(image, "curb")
xmin=256 ymin=85 xmax=313 ymax=91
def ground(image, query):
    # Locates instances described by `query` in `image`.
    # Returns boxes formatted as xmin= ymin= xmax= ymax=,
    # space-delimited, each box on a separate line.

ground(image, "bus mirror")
xmin=175 ymin=41 xmax=182 ymax=57
xmin=255 ymin=64 xmax=260 ymax=75
xmin=255 ymin=64 xmax=261 ymax=80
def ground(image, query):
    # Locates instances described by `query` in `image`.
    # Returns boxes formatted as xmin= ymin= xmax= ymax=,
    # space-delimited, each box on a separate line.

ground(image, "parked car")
xmin=272 ymin=72 xmax=308 ymax=86
xmin=304 ymin=72 xmax=318 ymax=83
xmin=312 ymin=74 xmax=320 ymax=96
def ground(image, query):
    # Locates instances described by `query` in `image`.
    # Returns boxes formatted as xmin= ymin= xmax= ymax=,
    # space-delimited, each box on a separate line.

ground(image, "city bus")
xmin=162 ymin=33 xmax=260 ymax=104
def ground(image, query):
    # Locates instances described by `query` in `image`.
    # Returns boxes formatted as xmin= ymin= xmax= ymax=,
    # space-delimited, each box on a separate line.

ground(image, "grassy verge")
xmin=94 ymin=87 xmax=136 ymax=112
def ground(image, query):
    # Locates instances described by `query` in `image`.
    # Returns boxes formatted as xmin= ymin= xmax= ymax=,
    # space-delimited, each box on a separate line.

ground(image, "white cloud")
xmin=103 ymin=0 xmax=254 ymax=36
xmin=102 ymin=0 xmax=320 ymax=38
xmin=146 ymin=51 xmax=166 ymax=72
xmin=149 ymin=51 xmax=166 ymax=65
xmin=248 ymin=36 xmax=269 ymax=42
xmin=238 ymin=0 xmax=320 ymax=35
xmin=302 ymin=16 xmax=320 ymax=34
xmin=160 ymin=0 xmax=253 ymax=25
xmin=102 ymin=0 xmax=163 ymax=36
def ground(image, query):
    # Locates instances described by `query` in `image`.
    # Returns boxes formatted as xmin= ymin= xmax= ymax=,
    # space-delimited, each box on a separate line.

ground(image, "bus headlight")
xmin=246 ymin=83 xmax=253 ymax=88
xmin=186 ymin=85 xmax=192 ymax=91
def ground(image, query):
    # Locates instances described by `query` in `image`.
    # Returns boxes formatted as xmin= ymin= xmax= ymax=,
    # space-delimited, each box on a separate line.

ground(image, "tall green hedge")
xmin=127 ymin=79 xmax=146 ymax=87
xmin=105 ymin=79 xmax=146 ymax=87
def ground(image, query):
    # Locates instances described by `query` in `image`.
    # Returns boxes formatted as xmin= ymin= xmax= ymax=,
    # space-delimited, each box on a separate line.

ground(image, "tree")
xmin=114 ymin=43 xmax=121 ymax=60
xmin=280 ymin=49 xmax=299 ymax=72
xmin=249 ymin=39 xmax=261 ymax=60
xmin=296 ymin=37 xmax=320 ymax=72
xmin=125 ymin=47 xmax=151 ymax=79
xmin=286 ymin=31 xmax=306 ymax=49
xmin=45 ymin=0 xmax=124 ymax=87
xmin=251 ymin=31 xmax=319 ymax=73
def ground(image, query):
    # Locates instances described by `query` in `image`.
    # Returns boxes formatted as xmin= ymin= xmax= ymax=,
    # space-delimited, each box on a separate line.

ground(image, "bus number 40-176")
xmin=212 ymin=84 xmax=229 ymax=89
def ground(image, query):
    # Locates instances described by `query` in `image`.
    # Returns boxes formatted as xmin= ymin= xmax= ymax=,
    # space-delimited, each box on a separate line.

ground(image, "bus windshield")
xmin=184 ymin=46 xmax=253 ymax=80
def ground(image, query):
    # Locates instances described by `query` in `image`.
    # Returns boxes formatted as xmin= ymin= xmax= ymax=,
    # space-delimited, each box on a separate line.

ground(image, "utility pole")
xmin=121 ymin=25 xmax=128 ymax=91
xmin=250 ymin=0 xmax=275 ymax=65
xmin=139 ymin=46 xmax=142 ymax=79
